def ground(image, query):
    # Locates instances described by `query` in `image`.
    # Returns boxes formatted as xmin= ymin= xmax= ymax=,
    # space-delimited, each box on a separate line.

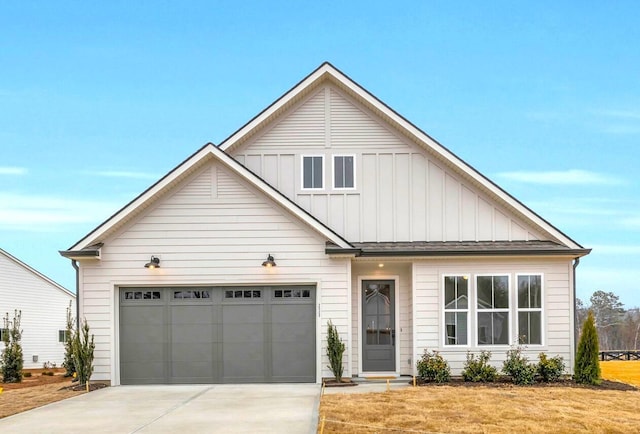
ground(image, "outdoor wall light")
xmin=262 ymin=254 xmax=276 ymax=267
xmin=144 ymin=256 xmax=160 ymax=269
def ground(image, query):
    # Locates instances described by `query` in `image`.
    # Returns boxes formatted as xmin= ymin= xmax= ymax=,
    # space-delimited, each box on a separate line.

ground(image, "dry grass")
xmin=319 ymin=384 xmax=640 ymax=433
xmin=0 ymin=380 xmax=82 ymax=419
xmin=601 ymin=361 xmax=640 ymax=386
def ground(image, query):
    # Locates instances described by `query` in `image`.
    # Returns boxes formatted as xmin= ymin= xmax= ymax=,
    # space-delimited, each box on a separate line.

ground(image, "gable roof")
xmin=0 ymin=247 xmax=75 ymax=298
xmin=219 ymin=62 xmax=585 ymax=250
xmin=61 ymin=143 xmax=353 ymax=257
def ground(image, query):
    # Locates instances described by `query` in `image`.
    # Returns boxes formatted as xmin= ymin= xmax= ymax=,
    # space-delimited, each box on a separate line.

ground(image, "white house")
xmin=60 ymin=63 xmax=590 ymax=385
xmin=0 ymin=248 xmax=76 ymax=369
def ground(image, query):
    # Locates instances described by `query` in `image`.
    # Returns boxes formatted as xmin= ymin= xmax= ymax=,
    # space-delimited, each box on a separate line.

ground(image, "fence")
xmin=599 ymin=350 xmax=640 ymax=361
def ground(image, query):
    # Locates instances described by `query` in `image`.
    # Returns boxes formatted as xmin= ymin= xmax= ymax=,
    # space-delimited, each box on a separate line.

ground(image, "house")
xmin=0 ymin=247 xmax=75 ymax=369
xmin=60 ymin=63 xmax=590 ymax=385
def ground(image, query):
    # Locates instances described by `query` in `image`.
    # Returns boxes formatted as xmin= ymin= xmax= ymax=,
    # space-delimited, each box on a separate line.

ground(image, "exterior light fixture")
xmin=378 ymin=263 xmax=384 ymax=268
xmin=262 ymin=254 xmax=276 ymax=267
xmin=144 ymin=256 xmax=160 ymax=269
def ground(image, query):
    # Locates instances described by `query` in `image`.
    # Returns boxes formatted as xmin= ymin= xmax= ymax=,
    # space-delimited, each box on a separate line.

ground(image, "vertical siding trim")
xmin=458 ymin=183 xmax=463 ymax=241
xmin=211 ymin=166 xmax=218 ymax=199
xmin=392 ymin=153 xmax=397 ymax=242
xmin=375 ymin=153 xmax=380 ymax=241
xmin=408 ymin=153 xmax=413 ymax=242
xmin=346 ymin=260 xmax=353 ymax=377
xmin=411 ymin=263 xmax=418 ymax=377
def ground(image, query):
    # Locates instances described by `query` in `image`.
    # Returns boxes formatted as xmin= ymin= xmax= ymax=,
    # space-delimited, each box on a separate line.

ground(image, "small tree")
xmin=1 ymin=310 xmax=24 ymax=383
xmin=72 ymin=319 xmax=95 ymax=391
xmin=574 ymin=310 xmax=601 ymax=385
xmin=326 ymin=320 xmax=345 ymax=382
xmin=62 ymin=302 xmax=76 ymax=377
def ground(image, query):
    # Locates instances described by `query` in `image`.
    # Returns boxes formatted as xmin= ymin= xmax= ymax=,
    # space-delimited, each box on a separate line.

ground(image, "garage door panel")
xmin=120 ymin=286 xmax=315 ymax=384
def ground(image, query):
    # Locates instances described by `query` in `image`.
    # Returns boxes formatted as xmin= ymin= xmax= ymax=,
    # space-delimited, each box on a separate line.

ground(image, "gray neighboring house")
xmin=0 ymin=247 xmax=75 ymax=368
xmin=60 ymin=63 xmax=590 ymax=385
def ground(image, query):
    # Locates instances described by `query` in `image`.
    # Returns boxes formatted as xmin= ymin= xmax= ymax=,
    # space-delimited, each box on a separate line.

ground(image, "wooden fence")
xmin=599 ymin=350 xmax=640 ymax=361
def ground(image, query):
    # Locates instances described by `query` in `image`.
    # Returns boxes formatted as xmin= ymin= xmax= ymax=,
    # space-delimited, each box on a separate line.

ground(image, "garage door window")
xmin=124 ymin=290 xmax=161 ymax=300
xmin=225 ymin=289 xmax=262 ymax=299
xmin=274 ymin=288 xmax=311 ymax=298
xmin=173 ymin=290 xmax=210 ymax=299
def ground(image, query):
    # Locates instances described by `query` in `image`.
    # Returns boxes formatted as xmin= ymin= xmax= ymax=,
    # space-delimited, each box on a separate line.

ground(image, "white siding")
xmin=232 ymin=83 xmax=545 ymax=244
xmin=78 ymin=161 xmax=351 ymax=384
xmin=413 ymin=257 xmax=574 ymax=375
xmin=0 ymin=251 xmax=75 ymax=369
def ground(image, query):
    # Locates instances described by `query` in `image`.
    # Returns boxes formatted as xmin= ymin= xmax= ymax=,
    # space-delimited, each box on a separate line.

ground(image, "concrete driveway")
xmin=0 ymin=384 xmax=320 ymax=433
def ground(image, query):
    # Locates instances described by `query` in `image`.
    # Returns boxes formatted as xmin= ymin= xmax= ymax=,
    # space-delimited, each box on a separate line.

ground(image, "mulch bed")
xmin=415 ymin=377 xmax=637 ymax=391
xmin=323 ymin=378 xmax=359 ymax=387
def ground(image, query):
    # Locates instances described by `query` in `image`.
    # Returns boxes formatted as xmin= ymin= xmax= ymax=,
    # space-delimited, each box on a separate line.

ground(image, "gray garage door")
xmin=119 ymin=286 xmax=315 ymax=385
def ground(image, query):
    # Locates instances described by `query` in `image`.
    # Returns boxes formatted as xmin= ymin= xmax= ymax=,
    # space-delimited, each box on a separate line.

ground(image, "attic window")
xmin=302 ymin=155 xmax=323 ymax=189
xmin=333 ymin=155 xmax=355 ymax=189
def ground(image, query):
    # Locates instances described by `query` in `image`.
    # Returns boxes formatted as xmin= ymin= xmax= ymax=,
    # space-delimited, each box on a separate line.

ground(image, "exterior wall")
xmin=413 ymin=256 xmax=574 ymax=375
xmin=77 ymin=160 xmax=351 ymax=384
xmin=0 ymin=252 xmax=75 ymax=369
xmin=351 ymin=261 xmax=413 ymax=376
xmin=232 ymin=84 xmax=544 ymax=243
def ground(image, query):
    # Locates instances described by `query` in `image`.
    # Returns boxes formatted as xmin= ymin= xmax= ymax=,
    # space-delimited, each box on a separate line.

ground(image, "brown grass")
xmin=601 ymin=361 xmax=640 ymax=386
xmin=319 ymin=362 xmax=640 ymax=433
xmin=0 ymin=380 xmax=83 ymax=418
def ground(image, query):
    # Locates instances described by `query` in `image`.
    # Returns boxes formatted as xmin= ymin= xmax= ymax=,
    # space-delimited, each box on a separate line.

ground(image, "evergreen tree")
xmin=62 ymin=302 xmax=76 ymax=377
xmin=326 ymin=320 xmax=345 ymax=382
xmin=1 ymin=310 xmax=24 ymax=383
xmin=574 ymin=310 xmax=601 ymax=385
xmin=72 ymin=319 xmax=95 ymax=391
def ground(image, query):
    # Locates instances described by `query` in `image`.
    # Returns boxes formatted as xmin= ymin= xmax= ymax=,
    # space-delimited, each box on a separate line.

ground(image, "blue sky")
xmin=1 ymin=1 xmax=639 ymax=307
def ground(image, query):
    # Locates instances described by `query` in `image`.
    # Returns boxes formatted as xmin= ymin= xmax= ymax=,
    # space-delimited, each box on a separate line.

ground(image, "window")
xmin=274 ymin=288 xmax=311 ymax=298
xmin=0 ymin=328 xmax=7 ymax=341
xmin=124 ymin=290 xmax=161 ymax=300
xmin=476 ymin=275 xmax=510 ymax=345
xmin=173 ymin=290 xmax=210 ymax=299
xmin=443 ymin=275 xmax=469 ymax=345
xmin=225 ymin=289 xmax=262 ymax=299
xmin=333 ymin=155 xmax=355 ymax=189
xmin=302 ymin=155 xmax=323 ymax=189
xmin=517 ymin=274 xmax=543 ymax=345
xmin=58 ymin=330 xmax=70 ymax=343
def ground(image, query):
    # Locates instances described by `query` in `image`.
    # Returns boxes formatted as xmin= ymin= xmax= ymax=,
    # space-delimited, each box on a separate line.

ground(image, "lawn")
xmin=319 ymin=362 xmax=640 ymax=433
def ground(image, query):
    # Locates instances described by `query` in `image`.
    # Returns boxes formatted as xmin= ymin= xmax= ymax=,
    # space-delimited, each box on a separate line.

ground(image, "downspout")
xmin=572 ymin=257 xmax=580 ymax=359
xmin=72 ymin=260 xmax=80 ymax=329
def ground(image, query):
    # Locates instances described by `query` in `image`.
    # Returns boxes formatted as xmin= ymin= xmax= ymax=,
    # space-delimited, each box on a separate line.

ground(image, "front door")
xmin=362 ymin=280 xmax=395 ymax=372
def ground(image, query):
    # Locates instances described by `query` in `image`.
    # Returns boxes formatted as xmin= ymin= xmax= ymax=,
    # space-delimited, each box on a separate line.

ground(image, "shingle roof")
xmin=326 ymin=240 xmax=591 ymax=257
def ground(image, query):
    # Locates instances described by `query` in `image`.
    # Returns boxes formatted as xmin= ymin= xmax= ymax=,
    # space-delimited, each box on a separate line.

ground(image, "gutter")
xmin=72 ymin=260 xmax=80 ymax=329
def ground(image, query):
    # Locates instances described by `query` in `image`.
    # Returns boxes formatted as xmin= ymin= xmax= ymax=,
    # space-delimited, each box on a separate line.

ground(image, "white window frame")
xmin=442 ymin=274 xmax=471 ymax=347
xmin=516 ymin=273 xmax=544 ymax=346
xmin=332 ymin=154 xmax=356 ymax=190
xmin=301 ymin=155 xmax=324 ymax=190
xmin=475 ymin=274 xmax=511 ymax=347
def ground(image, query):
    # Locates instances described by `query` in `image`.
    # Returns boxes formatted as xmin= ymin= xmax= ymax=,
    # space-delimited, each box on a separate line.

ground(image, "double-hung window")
xmin=443 ymin=275 xmax=469 ymax=345
xmin=476 ymin=275 xmax=510 ymax=345
xmin=333 ymin=155 xmax=355 ymax=189
xmin=517 ymin=274 xmax=543 ymax=345
xmin=302 ymin=155 xmax=323 ymax=189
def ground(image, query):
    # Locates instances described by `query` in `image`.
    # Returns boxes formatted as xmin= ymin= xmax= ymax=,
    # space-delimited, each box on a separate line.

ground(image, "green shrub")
xmin=574 ymin=310 xmax=601 ymax=385
xmin=538 ymin=353 xmax=565 ymax=382
xmin=72 ymin=319 xmax=95 ymax=390
xmin=62 ymin=302 xmax=76 ymax=378
xmin=462 ymin=351 xmax=497 ymax=382
xmin=326 ymin=320 xmax=345 ymax=382
xmin=416 ymin=349 xmax=451 ymax=383
xmin=23 ymin=372 xmax=32 ymax=378
xmin=502 ymin=345 xmax=536 ymax=385
xmin=42 ymin=371 xmax=54 ymax=376
xmin=1 ymin=310 xmax=24 ymax=383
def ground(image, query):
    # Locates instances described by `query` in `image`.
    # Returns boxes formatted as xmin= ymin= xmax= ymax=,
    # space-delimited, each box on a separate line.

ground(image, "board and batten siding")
xmin=77 ymin=161 xmax=351 ymax=384
xmin=0 ymin=251 xmax=75 ymax=368
xmin=412 ymin=257 xmax=575 ymax=375
xmin=232 ymin=84 xmax=544 ymax=244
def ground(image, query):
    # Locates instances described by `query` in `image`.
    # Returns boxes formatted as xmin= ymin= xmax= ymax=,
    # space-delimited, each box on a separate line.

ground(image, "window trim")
xmin=332 ymin=154 xmax=356 ymax=190
xmin=475 ymin=273 xmax=511 ymax=347
xmin=516 ymin=273 xmax=545 ymax=346
xmin=442 ymin=274 xmax=471 ymax=347
xmin=301 ymin=155 xmax=324 ymax=190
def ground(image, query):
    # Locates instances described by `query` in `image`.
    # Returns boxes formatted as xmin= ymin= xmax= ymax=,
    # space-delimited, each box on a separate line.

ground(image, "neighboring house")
xmin=0 ymin=248 xmax=75 ymax=369
xmin=60 ymin=63 xmax=590 ymax=385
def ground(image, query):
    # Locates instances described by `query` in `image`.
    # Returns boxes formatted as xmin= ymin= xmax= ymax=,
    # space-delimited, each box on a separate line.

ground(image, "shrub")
xmin=462 ymin=351 xmax=497 ymax=382
xmin=1 ymin=310 xmax=24 ymax=383
xmin=326 ymin=320 xmax=345 ymax=382
xmin=502 ymin=345 xmax=536 ymax=385
xmin=62 ymin=302 xmax=76 ymax=378
xmin=72 ymin=319 xmax=95 ymax=391
xmin=574 ymin=310 xmax=601 ymax=385
xmin=416 ymin=349 xmax=451 ymax=383
xmin=538 ymin=353 xmax=565 ymax=382
xmin=42 ymin=371 xmax=54 ymax=376
xmin=23 ymin=372 xmax=32 ymax=378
